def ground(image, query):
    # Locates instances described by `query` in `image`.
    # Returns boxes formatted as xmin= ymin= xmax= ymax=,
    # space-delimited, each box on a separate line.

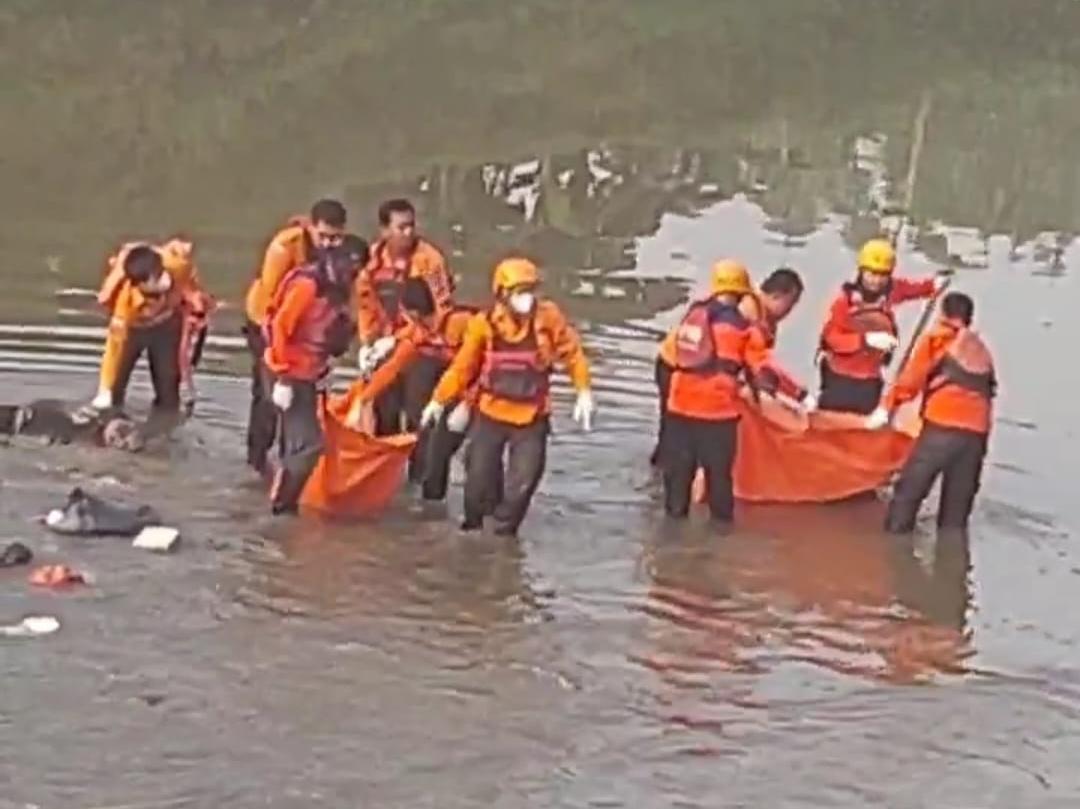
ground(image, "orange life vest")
xmin=671 ymin=298 xmax=746 ymax=378
xmin=925 ymin=328 xmax=996 ymax=401
xmin=416 ymin=304 xmax=480 ymax=362
xmin=820 ymin=283 xmax=899 ymax=368
xmin=263 ymin=265 xmax=355 ymax=364
xmin=478 ymin=314 xmax=550 ymax=405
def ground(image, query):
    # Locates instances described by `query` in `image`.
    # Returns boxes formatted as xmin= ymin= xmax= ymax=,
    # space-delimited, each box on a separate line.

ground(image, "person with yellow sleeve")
xmin=88 ymin=238 xmax=212 ymax=415
xmin=419 ymin=258 xmax=595 ymax=536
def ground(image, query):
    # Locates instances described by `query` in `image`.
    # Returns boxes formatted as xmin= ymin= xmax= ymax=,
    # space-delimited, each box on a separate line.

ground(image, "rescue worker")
xmin=816 ymin=237 xmax=946 ymax=415
xmin=262 ymin=244 xmax=360 ymax=515
xmin=345 ymin=277 xmax=476 ymax=501
xmin=660 ymin=260 xmax=783 ymax=524
xmin=89 ymin=239 xmax=212 ymax=414
xmin=419 ymin=258 xmax=594 ymax=536
xmin=355 ymin=198 xmax=454 ymax=436
xmin=865 ymin=291 xmax=996 ymax=534
xmin=650 ymin=265 xmax=808 ymax=466
xmin=243 ymin=199 xmax=348 ymax=474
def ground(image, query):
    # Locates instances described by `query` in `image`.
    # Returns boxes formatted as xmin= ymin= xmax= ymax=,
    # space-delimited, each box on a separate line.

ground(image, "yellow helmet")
xmin=710 ymin=259 xmax=752 ymax=296
xmin=857 ymin=238 xmax=896 ymax=274
xmin=492 ymin=257 xmax=540 ymax=293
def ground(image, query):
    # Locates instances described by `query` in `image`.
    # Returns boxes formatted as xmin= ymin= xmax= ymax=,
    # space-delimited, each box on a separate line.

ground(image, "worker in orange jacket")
xmin=262 ymin=245 xmax=360 ymax=515
xmin=651 ymin=266 xmax=807 ymax=466
xmin=816 ymin=238 xmax=946 ymax=415
xmin=865 ymin=291 xmax=996 ymax=534
xmin=661 ymin=260 xmax=786 ymax=524
xmin=88 ymin=239 xmax=212 ymax=415
xmin=346 ymin=277 xmax=477 ymax=501
xmin=243 ymin=199 xmax=350 ymax=474
xmin=355 ymin=198 xmax=455 ymax=436
xmin=419 ymin=258 xmax=594 ymax=536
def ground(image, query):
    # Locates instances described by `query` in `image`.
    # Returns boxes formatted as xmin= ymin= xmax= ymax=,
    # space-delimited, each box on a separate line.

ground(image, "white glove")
xmin=371 ymin=336 xmax=396 ymax=362
xmin=91 ymin=389 xmax=113 ymax=410
xmin=933 ymin=273 xmax=950 ymax=293
xmin=864 ymin=331 xmax=899 ymax=352
xmin=420 ymin=400 xmax=445 ymax=429
xmin=800 ymin=392 xmax=818 ymax=414
xmin=864 ymin=406 xmax=890 ymax=430
xmin=271 ymin=381 xmax=294 ymax=411
xmin=572 ymin=389 xmax=595 ymax=431
xmin=180 ymin=379 xmax=196 ymax=409
xmin=445 ymin=401 xmax=471 ymax=434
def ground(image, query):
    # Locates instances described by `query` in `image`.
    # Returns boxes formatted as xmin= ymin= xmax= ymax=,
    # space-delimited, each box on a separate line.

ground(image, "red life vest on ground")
xmin=478 ymin=315 xmax=550 ymax=404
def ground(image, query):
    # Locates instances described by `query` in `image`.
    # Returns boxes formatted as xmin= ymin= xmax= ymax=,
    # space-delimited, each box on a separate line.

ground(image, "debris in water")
xmin=0 ymin=615 xmax=60 ymax=637
xmin=132 ymin=526 xmax=181 ymax=553
xmin=0 ymin=541 xmax=33 ymax=567
xmin=28 ymin=564 xmax=86 ymax=587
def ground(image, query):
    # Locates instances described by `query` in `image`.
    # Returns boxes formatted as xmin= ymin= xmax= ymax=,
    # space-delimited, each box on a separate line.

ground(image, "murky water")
xmin=2 ymin=3 xmax=1080 ymax=807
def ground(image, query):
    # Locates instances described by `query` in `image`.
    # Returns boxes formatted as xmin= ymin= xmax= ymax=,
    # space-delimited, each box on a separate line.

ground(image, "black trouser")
xmin=817 ymin=361 xmax=883 ymax=415
xmin=649 ymin=357 xmax=673 ymax=466
xmin=372 ymin=377 xmax=406 ymax=436
xmin=885 ymin=423 xmax=987 ymax=534
xmin=462 ymin=412 xmax=547 ymax=535
xmin=243 ymin=320 xmax=276 ymax=473
xmin=112 ymin=312 xmax=183 ymax=411
xmin=268 ymin=375 xmax=324 ymax=514
xmin=419 ymin=417 xmax=468 ymax=501
xmin=661 ymin=413 xmax=738 ymax=522
xmin=401 ymin=354 xmax=450 ymax=483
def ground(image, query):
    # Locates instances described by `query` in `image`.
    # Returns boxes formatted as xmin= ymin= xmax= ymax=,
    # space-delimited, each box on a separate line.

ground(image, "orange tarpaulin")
xmin=299 ymin=390 xmax=416 ymax=518
xmin=692 ymin=397 xmax=919 ymax=504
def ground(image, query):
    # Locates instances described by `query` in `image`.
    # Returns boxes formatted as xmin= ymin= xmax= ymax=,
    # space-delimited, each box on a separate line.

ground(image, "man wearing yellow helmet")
xmin=419 ymin=258 xmax=594 ymax=536
xmin=651 ymin=264 xmax=808 ymax=466
xmin=659 ymin=259 xmax=784 ymax=524
xmin=815 ymin=237 xmax=946 ymax=414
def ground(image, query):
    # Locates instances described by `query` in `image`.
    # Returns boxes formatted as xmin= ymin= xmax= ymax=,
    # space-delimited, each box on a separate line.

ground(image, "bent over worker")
xmin=866 ymin=291 xmax=996 ymax=533
xmin=817 ymin=238 xmax=946 ymax=415
xmin=90 ymin=240 xmax=211 ymax=414
xmin=660 ymin=260 xmax=782 ymax=524
xmin=346 ymin=278 xmax=476 ymax=501
xmin=420 ymin=258 xmax=595 ymax=536
xmin=262 ymin=245 xmax=359 ymax=515
xmin=356 ymin=198 xmax=454 ymax=436
xmin=244 ymin=199 xmax=348 ymax=474
xmin=651 ymin=265 xmax=807 ymax=466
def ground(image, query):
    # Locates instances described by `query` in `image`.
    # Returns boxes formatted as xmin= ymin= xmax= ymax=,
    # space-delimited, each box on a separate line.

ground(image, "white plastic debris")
xmin=132 ymin=526 xmax=181 ymax=553
xmin=44 ymin=509 xmax=65 ymax=528
xmin=1 ymin=615 xmax=60 ymax=637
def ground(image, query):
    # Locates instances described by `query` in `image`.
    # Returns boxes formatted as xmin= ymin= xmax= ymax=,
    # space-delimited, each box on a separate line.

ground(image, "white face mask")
xmin=141 ymin=272 xmax=173 ymax=294
xmin=508 ymin=292 xmax=535 ymax=315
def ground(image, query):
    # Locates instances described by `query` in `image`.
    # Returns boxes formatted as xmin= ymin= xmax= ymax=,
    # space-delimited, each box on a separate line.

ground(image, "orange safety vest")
xmin=922 ymin=327 xmax=996 ymax=433
xmin=670 ymin=298 xmax=746 ymax=378
xmin=416 ymin=304 xmax=480 ymax=362
xmin=263 ymin=265 xmax=355 ymax=377
xmin=478 ymin=314 xmax=551 ymax=405
xmin=819 ymin=283 xmax=899 ymax=376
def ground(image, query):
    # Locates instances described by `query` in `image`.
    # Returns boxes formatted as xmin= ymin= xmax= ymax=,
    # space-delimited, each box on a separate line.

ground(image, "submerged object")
xmin=44 ymin=487 xmax=161 ymax=537
xmin=0 ymin=399 xmax=145 ymax=451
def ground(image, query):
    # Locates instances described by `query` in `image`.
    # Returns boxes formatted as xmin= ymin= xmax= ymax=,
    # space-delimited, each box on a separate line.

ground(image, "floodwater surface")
xmin=2 ymin=3 xmax=1080 ymax=807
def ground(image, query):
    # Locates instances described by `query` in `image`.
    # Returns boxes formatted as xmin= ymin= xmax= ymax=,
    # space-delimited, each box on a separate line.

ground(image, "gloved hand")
xmin=572 ymin=389 xmax=595 ymax=431
xmin=445 ymin=401 xmax=471 ymax=434
xmin=90 ymin=389 xmax=113 ymax=411
xmin=864 ymin=406 xmax=890 ymax=430
xmin=799 ymin=392 xmax=818 ymax=415
xmin=864 ymin=331 xmax=899 ymax=352
xmin=933 ymin=272 xmax=952 ymax=293
xmin=271 ymin=381 xmax=294 ymax=411
xmin=420 ymin=400 xmax=445 ymax=429
xmin=180 ymin=379 xmax=196 ymax=408
xmin=371 ymin=336 xmax=396 ymax=363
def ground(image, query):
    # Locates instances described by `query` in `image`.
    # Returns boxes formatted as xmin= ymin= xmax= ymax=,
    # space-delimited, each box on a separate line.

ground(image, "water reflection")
xmin=638 ymin=503 xmax=973 ymax=688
